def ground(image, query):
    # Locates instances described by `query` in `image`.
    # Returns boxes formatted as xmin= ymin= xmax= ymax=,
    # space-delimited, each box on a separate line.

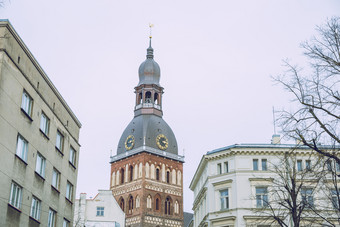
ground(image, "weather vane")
xmin=149 ymin=23 xmax=154 ymax=38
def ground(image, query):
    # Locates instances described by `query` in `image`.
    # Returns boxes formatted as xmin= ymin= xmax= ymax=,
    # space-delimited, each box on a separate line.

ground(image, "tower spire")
xmin=147 ymin=23 xmax=154 ymax=59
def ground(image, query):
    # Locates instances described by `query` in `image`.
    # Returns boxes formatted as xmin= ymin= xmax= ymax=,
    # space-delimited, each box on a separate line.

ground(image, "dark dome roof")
xmin=117 ymin=115 xmax=178 ymax=155
xmin=138 ymin=58 xmax=160 ymax=86
xmin=137 ymin=40 xmax=160 ymax=86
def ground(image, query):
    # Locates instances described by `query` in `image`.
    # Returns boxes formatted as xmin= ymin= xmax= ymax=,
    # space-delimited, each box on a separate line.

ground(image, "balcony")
xmin=135 ymin=103 xmax=161 ymax=110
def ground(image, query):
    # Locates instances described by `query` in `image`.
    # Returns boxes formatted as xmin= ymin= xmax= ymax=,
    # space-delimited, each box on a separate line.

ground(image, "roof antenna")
xmin=272 ymin=106 xmax=276 ymax=135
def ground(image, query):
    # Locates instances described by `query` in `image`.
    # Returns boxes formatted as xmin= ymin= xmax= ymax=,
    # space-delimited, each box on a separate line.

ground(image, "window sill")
xmin=29 ymin=216 xmax=40 ymax=224
xmin=55 ymin=147 xmax=64 ymax=156
xmin=15 ymin=154 xmax=28 ymax=166
xmin=35 ymin=172 xmax=45 ymax=181
xmin=65 ymin=197 xmax=73 ymax=205
xmin=21 ymin=108 xmax=33 ymax=122
xmin=51 ymin=185 xmax=60 ymax=194
xmin=69 ymin=161 xmax=76 ymax=169
xmin=39 ymin=129 xmax=50 ymax=140
xmin=8 ymin=203 xmax=22 ymax=213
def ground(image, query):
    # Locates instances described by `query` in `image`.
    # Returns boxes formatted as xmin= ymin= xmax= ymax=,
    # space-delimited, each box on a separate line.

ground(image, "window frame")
xmin=96 ymin=206 xmax=104 ymax=216
xmin=52 ymin=168 xmax=60 ymax=191
xmin=301 ymin=188 xmax=314 ymax=208
xmin=35 ymin=152 xmax=46 ymax=178
xmin=224 ymin=161 xmax=229 ymax=173
xmin=220 ymin=189 xmax=229 ymax=210
xmin=56 ymin=130 xmax=64 ymax=153
xmin=261 ymin=159 xmax=267 ymax=171
xmin=217 ymin=163 xmax=222 ymax=174
xmin=297 ymin=160 xmax=303 ymax=171
xmin=40 ymin=112 xmax=50 ymax=137
xmin=69 ymin=146 xmax=76 ymax=167
xmin=30 ymin=196 xmax=41 ymax=221
xmin=66 ymin=181 xmax=73 ymax=202
xmin=256 ymin=187 xmax=268 ymax=208
xmin=48 ymin=209 xmax=56 ymax=227
xmin=9 ymin=182 xmax=22 ymax=209
xmin=21 ymin=90 xmax=33 ymax=118
xmin=63 ymin=219 xmax=70 ymax=227
xmin=253 ymin=159 xmax=259 ymax=171
xmin=305 ymin=160 xmax=311 ymax=171
xmin=16 ymin=134 xmax=28 ymax=163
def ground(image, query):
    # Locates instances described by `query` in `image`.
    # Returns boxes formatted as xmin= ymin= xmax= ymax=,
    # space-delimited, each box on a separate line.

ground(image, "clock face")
xmin=125 ymin=135 xmax=135 ymax=150
xmin=156 ymin=134 xmax=168 ymax=150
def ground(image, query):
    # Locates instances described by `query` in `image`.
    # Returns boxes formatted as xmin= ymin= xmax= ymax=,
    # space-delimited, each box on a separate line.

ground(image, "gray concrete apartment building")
xmin=0 ymin=20 xmax=81 ymax=226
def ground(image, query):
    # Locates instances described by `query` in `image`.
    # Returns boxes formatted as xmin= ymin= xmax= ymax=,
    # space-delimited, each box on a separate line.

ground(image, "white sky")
xmin=1 ymin=0 xmax=339 ymax=213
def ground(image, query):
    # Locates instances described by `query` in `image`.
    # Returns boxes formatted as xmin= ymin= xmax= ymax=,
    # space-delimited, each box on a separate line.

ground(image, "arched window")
xmin=172 ymin=169 xmax=176 ymax=184
xmin=175 ymin=200 xmax=179 ymax=214
xmin=166 ymin=170 xmax=170 ymax=183
xmin=139 ymin=162 xmax=143 ymax=178
xmin=150 ymin=164 xmax=155 ymax=179
xmin=129 ymin=165 xmax=133 ymax=182
xmin=111 ymin=171 xmax=116 ymax=187
xmin=138 ymin=93 xmax=142 ymax=104
xmin=154 ymin=93 xmax=159 ymax=104
xmin=116 ymin=170 xmax=120 ymax=186
xmin=119 ymin=198 xmax=125 ymax=211
xmin=145 ymin=163 xmax=150 ymax=178
xmin=156 ymin=198 xmax=160 ymax=210
xmin=120 ymin=168 xmax=125 ymax=184
xmin=134 ymin=164 xmax=138 ymax=180
xmin=145 ymin=91 xmax=152 ymax=103
xmin=177 ymin=170 xmax=182 ymax=185
xmin=156 ymin=168 xmax=160 ymax=181
xmin=136 ymin=195 xmax=140 ymax=208
xmin=165 ymin=197 xmax=171 ymax=215
xmin=128 ymin=195 xmax=133 ymax=214
xmin=154 ymin=194 xmax=161 ymax=212
xmin=147 ymin=195 xmax=152 ymax=208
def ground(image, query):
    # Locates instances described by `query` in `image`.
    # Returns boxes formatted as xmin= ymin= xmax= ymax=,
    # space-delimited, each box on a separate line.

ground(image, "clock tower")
xmin=110 ymin=38 xmax=184 ymax=227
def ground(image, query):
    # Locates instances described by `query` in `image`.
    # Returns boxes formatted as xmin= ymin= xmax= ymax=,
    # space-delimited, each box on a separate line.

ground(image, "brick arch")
xmin=118 ymin=197 xmax=125 ymax=212
xmin=154 ymin=193 xmax=161 ymax=212
xmin=164 ymin=196 xmax=172 ymax=215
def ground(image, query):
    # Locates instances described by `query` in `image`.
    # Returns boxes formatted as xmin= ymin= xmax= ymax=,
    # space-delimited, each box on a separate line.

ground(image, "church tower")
xmin=110 ymin=38 xmax=184 ymax=227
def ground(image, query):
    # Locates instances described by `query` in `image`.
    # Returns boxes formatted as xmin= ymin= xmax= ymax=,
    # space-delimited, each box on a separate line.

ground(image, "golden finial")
xmin=149 ymin=23 xmax=154 ymax=38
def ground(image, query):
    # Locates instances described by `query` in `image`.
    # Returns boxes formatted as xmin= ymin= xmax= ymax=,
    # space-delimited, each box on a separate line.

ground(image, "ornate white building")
xmin=189 ymin=135 xmax=340 ymax=227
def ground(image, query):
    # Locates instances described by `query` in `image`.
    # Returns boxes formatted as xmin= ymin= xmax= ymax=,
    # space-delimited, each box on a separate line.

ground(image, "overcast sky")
xmin=1 ymin=0 xmax=339 ymax=212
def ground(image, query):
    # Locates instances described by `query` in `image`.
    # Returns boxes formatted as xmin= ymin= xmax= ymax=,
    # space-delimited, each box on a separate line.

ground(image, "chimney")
xmin=271 ymin=134 xmax=281 ymax=144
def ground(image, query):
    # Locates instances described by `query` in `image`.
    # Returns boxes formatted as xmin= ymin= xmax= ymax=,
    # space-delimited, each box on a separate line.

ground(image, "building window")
xmin=119 ymin=198 xmax=125 ymax=211
xmin=30 ymin=196 xmax=41 ymax=220
xmin=174 ymin=200 xmax=179 ymax=214
xmin=129 ymin=165 xmax=133 ymax=182
xmin=9 ymin=182 xmax=22 ymax=209
xmin=56 ymin=131 xmax=64 ymax=152
xmin=66 ymin=181 xmax=73 ymax=201
xmin=21 ymin=91 xmax=33 ymax=117
xmin=40 ymin=112 xmax=50 ymax=136
xmin=337 ymin=162 xmax=340 ymax=172
xmin=35 ymin=152 xmax=46 ymax=178
xmin=217 ymin=163 xmax=222 ymax=174
xmin=253 ymin=159 xmax=259 ymax=171
xmin=166 ymin=170 xmax=170 ymax=183
xmin=165 ymin=197 xmax=171 ymax=215
xmin=48 ymin=209 xmax=56 ymax=227
xmin=220 ymin=189 xmax=229 ymax=210
xmin=262 ymin=159 xmax=267 ymax=171
xmin=128 ymin=196 xmax=134 ymax=214
xmin=16 ymin=134 xmax=28 ymax=162
xmin=297 ymin=160 xmax=303 ymax=171
xmin=52 ymin=168 xmax=60 ymax=190
xmin=256 ymin=187 xmax=268 ymax=208
xmin=156 ymin=198 xmax=160 ymax=210
xmin=147 ymin=195 xmax=152 ymax=208
xmin=305 ymin=160 xmax=311 ymax=171
xmin=63 ymin=219 xmax=70 ymax=227
xmin=120 ymin=168 xmax=125 ymax=184
xmin=224 ymin=161 xmax=229 ymax=173
xmin=69 ymin=146 xmax=76 ymax=167
xmin=332 ymin=189 xmax=339 ymax=209
xmin=136 ymin=196 xmax=140 ymax=208
xmin=156 ymin=168 xmax=160 ymax=181
xmin=96 ymin=207 xmax=104 ymax=216
xmin=301 ymin=188 xmax=314 ymax=208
